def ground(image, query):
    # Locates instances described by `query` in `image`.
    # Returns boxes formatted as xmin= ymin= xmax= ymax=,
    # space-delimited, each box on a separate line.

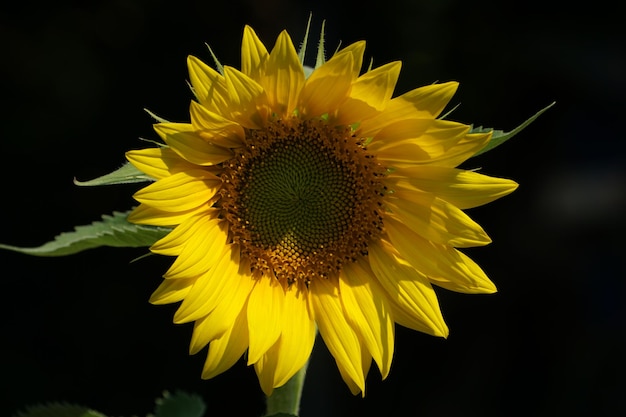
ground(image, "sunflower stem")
xmin=264 ymin=362 xmax=308 ymax=417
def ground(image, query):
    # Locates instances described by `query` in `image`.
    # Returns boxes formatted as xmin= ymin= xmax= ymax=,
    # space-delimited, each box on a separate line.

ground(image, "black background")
xmin=1 ymin=1 xmax=624 ymax=416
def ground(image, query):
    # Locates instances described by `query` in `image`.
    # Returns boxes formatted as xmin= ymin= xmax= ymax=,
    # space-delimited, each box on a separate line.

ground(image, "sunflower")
xmin=126 ymin=25 xmax=518 ymax=396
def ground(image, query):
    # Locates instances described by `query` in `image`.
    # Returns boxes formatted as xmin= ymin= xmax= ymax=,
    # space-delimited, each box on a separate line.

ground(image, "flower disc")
xmin=222 ymin=118 xmax=386 ymax=284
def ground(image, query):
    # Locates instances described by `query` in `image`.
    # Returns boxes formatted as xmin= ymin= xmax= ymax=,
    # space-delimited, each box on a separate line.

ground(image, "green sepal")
xmin=152 ymin=391 xmax=206 ymax=417
xmin=0 ymin=210 xmax=171 ymax=257
xmin=265 ymin=414 xmax=298 ymax=417
xmin=471 ymin=101 xmax=555 ymax=157
xmin=74 ymin=162 xmax=153 ymax=187
xmin=12 ymin=403 xmax=107 ymax=417
xmin=298 ymin=13 xmax=313 ymax=66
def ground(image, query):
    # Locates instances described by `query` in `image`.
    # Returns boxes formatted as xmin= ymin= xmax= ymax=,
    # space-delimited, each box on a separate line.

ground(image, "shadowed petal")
xmin=241 ymin=25 xmax=269 ymax=82
xmin=340 ymin=260 xmax=395 ymax=378
xmin=261 ymin=30 xmax=305 ymax=116
xmin=360 ymin=81 xmax=459 ymax=137
xmin=246 ymin=277 xmax=285 ymax=364
xmin=189 ymin=101 xmax=245 ymax=147
xmin=385 ymin=217 xmax=497 ymax=293
xmin=187 ymin=55 xmax=230 ymax=115
xmin=386 ymin=166 xmax=519 ymax=209
xmin=224 ymin=66 xmax=270 ymax=128
xmin=369 ymin=240 xmax=449 ymax=337
xmin=334 ymin=61 xmax=402 ymax=125
xmin=149 ymin=277 xmax=194 ymax=305
xmin=154 ymin=125 xmax=234 ymax=166
xmin=386 ymin=189 xmax=492 ymax=247
xmin=126 ymin=147 xmax=197 ymax=180
xmin=132 ymin=170 xmax=221 ymax=212
xmin=299 ymin=51 xmax=355 ymax=117
xmin=201 ymin=306 xmax=249 ymax=379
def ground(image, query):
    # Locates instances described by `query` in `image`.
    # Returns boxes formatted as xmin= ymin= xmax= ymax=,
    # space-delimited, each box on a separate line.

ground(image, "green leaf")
xmin=0 ymin=210 xmax=171 ymax=257
xmin=13 ymin=403 xmax=107 ymax=417
xmin=153 ymin=391 xmax=206 ymax=417
xmin=74 ymin=162 xmax=153 ymax=186
xmin=471 ymin=101 xmax=555 ymax=157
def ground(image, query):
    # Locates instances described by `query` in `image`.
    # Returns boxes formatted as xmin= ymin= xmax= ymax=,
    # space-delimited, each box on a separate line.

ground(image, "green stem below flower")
xmin=264 ymin=361 xmax=309 ymax=417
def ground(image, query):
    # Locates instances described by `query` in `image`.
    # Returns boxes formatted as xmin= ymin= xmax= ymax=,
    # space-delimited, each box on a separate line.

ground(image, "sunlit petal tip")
xmin=386 ymin=167 xmax=520 ymax=209
xmin=480 ymin=278 xmax=498 ymax=294
xmin=331 ymin=40 xmax=366 ymax=76
xmin=263 ymin=29 xmax=305 ymax=116
xmin=200 ymin=308 xmax=249 ymax=380
xmin=242 ymin=25 xmax=269 ymax=82
xmin=149 ymin=278 xmax=192 ymax=305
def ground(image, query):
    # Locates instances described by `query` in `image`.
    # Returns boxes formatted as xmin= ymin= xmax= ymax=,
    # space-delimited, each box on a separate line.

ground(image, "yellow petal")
xmin=153 ymin=122 xmax=195 ymax=139
xmin=334 ymin=61 xmax=402 ymax=125
xmin=188 ymin=270 xmax=254 ymax=353
xmin=336 ymin=347 xmax=372 ymax=396
xmin=246 ymin=277 xmax=285 ymax=364
xmin=385 ymin=217 xmax=497 ymax=294
xmin=370 ymin=118 xmax=489 ymax=168
xmin=154 ymin=125 xmax=233 ymax=166
xmin=127 ymin=204 xmax=213 ymax=227
xmin=309 ymin=276 xmax=365 ymax=393
xmin=224 ymin=66 xmax=269 ymax=128
xmin=252 ymin=282 xmax=315 ymax=395
xmin=187 ymin=55 xmax=230 ymax=115
xmin=150 ymin=216 xmax=197 ymax=256
xmin=339 ymin=260 xmax=395 ymax=379
xmin=369 ymin=240 xmax=449 ymax=337
xmin=271 ymin=284 xmax=315 ymax=386
xmin=298 ymin=52 xmax=355 ymax=118
xmin=359 ymin=81 xmax=459 ymax=137
xmin=241 ymin=25 xmax=269 ymax=83
xmin=189 ymin=101 xmax=245 ymax=148
xmin=332 ymin=40 xmax=366 ymax=78
xmin=386 ymin=189 xmax=492 ymax=247
xmin=201 ymin=305 xmax=249 ymax=379
xmin=260 ymin=30 xmax=305 ymax=116
xmin=163 ymin=217 xmax=228 ymax=279
xmin=132 ymin=169 xmax=221 ymax=212
xmin=149 ymin=277 xmax=194 ymax=305
xmin=386 ymin=166 xmax=519 ymax=209
xmin=173 ymin=245 xmax=240 ymax=323
xmin=254 ymin=340 xmax=279 ymax=396
xmin=126 ymin=147 xmax=195 ymax=180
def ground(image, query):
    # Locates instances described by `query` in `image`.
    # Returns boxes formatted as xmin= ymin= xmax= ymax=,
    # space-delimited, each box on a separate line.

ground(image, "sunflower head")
xmin=126 ymin=24 xmax=518 ymax=396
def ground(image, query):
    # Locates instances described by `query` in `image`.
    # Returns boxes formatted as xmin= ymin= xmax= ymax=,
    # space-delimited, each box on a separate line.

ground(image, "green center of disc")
xmin=240 ymin=137 xmax=356 ymax=256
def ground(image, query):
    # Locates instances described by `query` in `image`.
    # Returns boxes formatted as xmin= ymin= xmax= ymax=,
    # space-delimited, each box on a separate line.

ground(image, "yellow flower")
xmin=126 ymin=25 xmax=518 ymax=396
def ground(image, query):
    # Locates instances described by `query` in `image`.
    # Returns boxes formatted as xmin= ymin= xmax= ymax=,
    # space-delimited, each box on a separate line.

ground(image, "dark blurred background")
xmin=1 ymin=0 xmax=624 ymax=416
